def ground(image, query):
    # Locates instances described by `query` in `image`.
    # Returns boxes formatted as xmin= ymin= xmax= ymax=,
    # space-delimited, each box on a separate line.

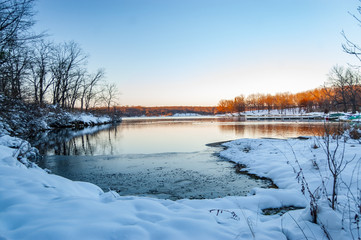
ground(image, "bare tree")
xmin=328 ymin=66 xmax=350 ymax=112
xmin=0 ymin=0 xmax=43 ymax=99
xmin=233 ymin=95 xmax=246 ymax=113
xmin=273 ymin=92 xmax=292 ymax=114
xmin=81 ymin=69 xmax=104 ymax=111
xmin=0 ymin=0 xmax=36 ymax=60
xmin=28 ymin=40 xmax=53 ymax=105
xmin=100 ymin=82 xmax=119 ymax=112
xmin=264 ymin=94 xmax=274 ymax=113
xmin=319 ymin=123 xmax=353 ymax=210
xmin=0 ymin=1 xmax=109 ymax=109
xmin=342 ymin=3 xmax=361 ymax=62
xmin=328 ymin=66 xmax=361 ymax=113
xmin=28 ymin=40 xmax=105 ymax=110
xmin=345 ymin=69 xmax=361 ymax=113
xmin=246 ymin=94 xmax=259 ymax=112
xmin=216 ymin=99 xmax=234 ymax=114
xmin=0 ymin=43 xmax=31 ymax=99
xmin=68 ymin=68 xmax=85 ymax=110
xmin=50 ymin=41 xmax=87 ymax=108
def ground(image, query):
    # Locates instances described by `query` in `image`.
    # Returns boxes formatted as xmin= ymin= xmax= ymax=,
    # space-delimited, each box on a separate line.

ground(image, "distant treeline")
xmin=94 ymin=106 xmax=217 ymax=117
xmin=218 ymin=66 xmax=361 ymax=114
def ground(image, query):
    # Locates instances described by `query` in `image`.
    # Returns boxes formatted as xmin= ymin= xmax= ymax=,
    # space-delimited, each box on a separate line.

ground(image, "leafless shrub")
xmin=342 ymin=159 xmax=361 ymax=240
xmin=286 ymin=142 xmax=320 ymax=224
xmin=318 ymin=122 xmax=353 ymax=210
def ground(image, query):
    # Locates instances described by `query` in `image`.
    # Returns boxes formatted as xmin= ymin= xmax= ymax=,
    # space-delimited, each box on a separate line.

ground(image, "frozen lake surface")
xmin=36 ymin=117 xmax=326 ymax=199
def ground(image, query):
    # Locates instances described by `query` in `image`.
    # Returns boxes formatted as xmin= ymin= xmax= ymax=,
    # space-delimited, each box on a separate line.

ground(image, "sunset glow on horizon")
xmin=34 ymin=0 xmax=361 ymax=106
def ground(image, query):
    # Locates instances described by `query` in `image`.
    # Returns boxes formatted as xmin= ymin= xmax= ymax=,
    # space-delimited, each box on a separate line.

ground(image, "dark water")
xmin=36 ymin=117 xmax=326 ymax=200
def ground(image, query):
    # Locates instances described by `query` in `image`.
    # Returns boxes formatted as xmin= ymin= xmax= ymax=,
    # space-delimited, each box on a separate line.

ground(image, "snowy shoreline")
xmin=0 ymin=130 xmax=360 ymax=239
xmin=47 ymin=112 xmax=121 ymax=129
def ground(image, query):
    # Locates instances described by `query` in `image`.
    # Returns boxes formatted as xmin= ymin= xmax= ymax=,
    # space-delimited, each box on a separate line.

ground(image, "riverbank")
xmin=122 ymin=109 xmax=361 ymax=123
xmin=221 ymin=134 xmax=361 ymax=239
xmin=225 ymin=109 xmax=361 ymax=122
xmin=0 ymin=95 xmax=121 ymax=139
xmin=1 ymin=125 xmax=360 ymax=239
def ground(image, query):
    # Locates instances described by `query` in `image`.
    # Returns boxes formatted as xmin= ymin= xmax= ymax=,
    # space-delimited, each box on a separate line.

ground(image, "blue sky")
xmin=34 ymin=0 xmax=361 ymax=106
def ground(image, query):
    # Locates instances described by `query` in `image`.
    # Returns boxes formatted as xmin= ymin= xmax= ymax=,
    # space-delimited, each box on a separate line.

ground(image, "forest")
xmin=217 ymin=66 xmax=361 ymax=114
xmin=0 ymin=0 xmax=118 ymax=112
xmin=112 ymin=106 xmax=217 ymax=117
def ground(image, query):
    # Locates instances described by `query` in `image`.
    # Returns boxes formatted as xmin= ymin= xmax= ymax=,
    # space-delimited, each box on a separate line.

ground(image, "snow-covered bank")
xmin=224 ymin=109 xmax=361 ymax=122
xmin=220 ymin=136 xmax=361 ymax=239
xmin=1 ymin=128 xmax=360 ymax=239
xmin=0 ymin=95 xmax=120 ymax=138
xmin=48 ymin=111 xmax=117 ymax=128
xmin=0 ymin=135 xmax=289 ymax=240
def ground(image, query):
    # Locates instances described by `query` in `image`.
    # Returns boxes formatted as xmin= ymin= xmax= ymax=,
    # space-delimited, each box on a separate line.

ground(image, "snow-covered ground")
xmin=222 ymin=109 xmax=361 ymax=123
xmin=0 ymin=126 xmax=360 ymax=239
xmin=70 ymin=113 xmax=113 ymax=125
xmin=221 ymin=135 xmax=361 ymax=239
xmin=243 ymin=108 xmax=308 ymax=116
xmin=47 ymin=111 xmax=115 ymax=128
xmin=0 ymin=95 xmax=119 ymax=138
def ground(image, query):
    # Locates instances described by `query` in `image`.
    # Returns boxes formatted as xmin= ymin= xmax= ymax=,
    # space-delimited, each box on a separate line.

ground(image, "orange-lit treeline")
xmin=216 ymin=87 xmax=351 ymax=114
xmin=218 ymin=66 xmax=361 ymax=114
xmin=100 ymin=106 xmax=217 ymax=117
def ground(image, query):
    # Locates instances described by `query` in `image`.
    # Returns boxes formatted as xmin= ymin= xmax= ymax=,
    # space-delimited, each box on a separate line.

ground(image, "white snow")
xmin=71 ymin=113 xmax=112 ymax=125
xmin=220 ymin=136 xmax=361 ymax=239
xmin=0 ymin=127 xmax=360 ymax=239
xmin=172 ymin=113 xmax=201 ymax=117
xmin=243 ymin=108 xmax=307 ymax=116
xmin=225 ymin=109 xmax=361 ymax=123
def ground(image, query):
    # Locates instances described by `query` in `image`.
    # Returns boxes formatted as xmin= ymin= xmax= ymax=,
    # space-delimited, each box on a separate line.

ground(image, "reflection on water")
xmin=35 ymin=118 xmax=328 ymax=156
xmin=32 ymin=124 xmax=118 ymax=155
xmin=35 ymin=118 xmax=332 ymax=200
xmin=218 ymin=122 xmax=326 ymax=139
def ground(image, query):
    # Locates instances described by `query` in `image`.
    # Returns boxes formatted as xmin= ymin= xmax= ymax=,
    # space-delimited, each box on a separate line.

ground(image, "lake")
xmin=36 ymin=117 xmax=327 ymax=200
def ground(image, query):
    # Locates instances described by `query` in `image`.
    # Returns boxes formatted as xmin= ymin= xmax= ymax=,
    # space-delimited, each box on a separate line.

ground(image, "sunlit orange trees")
xmin=217 ymin=64 xmax=361 ymax=114
xmin=216 ymin=99 xmax=234 ymax=113
xmin=217 ymin=88 xmax=338 ymax=114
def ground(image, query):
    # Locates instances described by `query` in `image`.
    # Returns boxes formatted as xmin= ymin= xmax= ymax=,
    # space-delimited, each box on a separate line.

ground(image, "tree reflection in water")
xmin=32 ymin=118 xmax=343 ymax=199
xmin=31 ymin=124 xmax=119 ymax=156
xmin=217 ymin=121 xmax=338 ymax=139
xmin=31 ymin=118 xmax=340 ymax=157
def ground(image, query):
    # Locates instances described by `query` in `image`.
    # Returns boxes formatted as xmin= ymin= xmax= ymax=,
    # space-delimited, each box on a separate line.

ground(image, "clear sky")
xmin=34 ymin=0 xmax=361 ymax=106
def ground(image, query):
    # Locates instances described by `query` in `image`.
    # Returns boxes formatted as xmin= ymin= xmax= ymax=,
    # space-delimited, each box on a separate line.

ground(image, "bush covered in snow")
xmin=0 ymin=94 xmax=118 ymax=139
